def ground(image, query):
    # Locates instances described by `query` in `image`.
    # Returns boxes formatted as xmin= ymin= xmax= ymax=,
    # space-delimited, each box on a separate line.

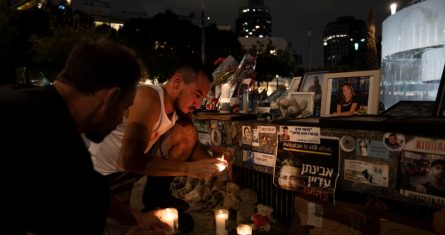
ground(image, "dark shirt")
xmin=338 ymin=96 xmax=358 ymax=113
xmin=0 ymin=84 xmax=109 ymax=235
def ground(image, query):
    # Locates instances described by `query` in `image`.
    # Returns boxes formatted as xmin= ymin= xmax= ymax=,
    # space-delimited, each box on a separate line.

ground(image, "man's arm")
xmin=119 ymin=86 xmax=161 ymax=174
xmin=144 ymin=155 xmax=222 ymax=179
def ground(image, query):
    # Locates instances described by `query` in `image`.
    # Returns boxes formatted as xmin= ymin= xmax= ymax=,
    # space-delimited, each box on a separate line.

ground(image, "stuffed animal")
xmin=170 ymin=176 xmax=188 ymax=198
xmin=234 ymin=188 xmax=257 ymax=224
xmin=184 ymin=180 xmax=205 ymax=205
xmin=178 ymin=177 xmax=198 ymax=198
xmin=251 ymin=204 xmax=274 ymax=231
xmin=204 ymin=178 xmax=226 ymax=210
xmin=201 ymin=177 xmax=216 ymax=202
xmin=221 ymin=182 xmax=240 ymax=210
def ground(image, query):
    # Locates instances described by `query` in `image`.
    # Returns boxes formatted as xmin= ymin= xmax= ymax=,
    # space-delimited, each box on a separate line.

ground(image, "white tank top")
xmin=89 ymin=84 xmax=178 ymax=175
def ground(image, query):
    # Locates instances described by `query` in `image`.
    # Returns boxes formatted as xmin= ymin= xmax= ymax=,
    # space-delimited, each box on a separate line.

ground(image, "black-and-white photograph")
xmin=288 ymin=92 xmax=315 ymax=117
xmin=242 ymin=125 xmax=252 ymax=145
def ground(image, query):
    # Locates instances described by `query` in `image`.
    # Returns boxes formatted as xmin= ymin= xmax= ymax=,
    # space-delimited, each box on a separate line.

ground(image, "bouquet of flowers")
xmin=225 ymin=53 xmax=256 ymax=99
xmin=212 ymin=55 xmax=239 ymax=86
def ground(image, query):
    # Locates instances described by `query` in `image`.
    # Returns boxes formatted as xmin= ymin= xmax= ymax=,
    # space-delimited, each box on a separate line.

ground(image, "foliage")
xmin=204 ymin=24 xmax=243 ymax=71
xmin=249 ymin=39 xmax=296 ymax=83
xmin=30 ymin=7 xmax=114 ymax=80
xmin=1 ymin=4 xmax=297 ymax=85
xmin=0 ymin=0 xmax=16 ymax=84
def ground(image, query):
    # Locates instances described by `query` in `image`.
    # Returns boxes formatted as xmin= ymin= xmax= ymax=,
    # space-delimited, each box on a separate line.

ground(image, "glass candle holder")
xmin=214 ymin=208 xmax=229 ymax=235
xmin=236 ymin=224 xmax=252 ymax=235
xmin=158 ymin=208 xmax=178 ymax=234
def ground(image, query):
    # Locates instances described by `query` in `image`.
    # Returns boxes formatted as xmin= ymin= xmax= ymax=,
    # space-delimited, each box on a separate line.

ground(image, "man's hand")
xmin=433 ymin=207 xmax=445 ymax=235
xmin=185 ymin=157 xmax=227 ymax=179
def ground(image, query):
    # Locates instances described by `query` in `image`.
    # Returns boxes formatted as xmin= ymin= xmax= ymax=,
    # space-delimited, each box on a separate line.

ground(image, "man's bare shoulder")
xmin=128 ymin=85 xmax=161 ymax=123
xmin=133 ymin=85 xmax=160 ymax=106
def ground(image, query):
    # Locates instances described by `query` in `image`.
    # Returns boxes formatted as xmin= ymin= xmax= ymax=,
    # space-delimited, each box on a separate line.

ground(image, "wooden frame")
xmin=288 ymin=76 xmax=302 ymax=92
xmin=320 ymin=70 xmax=380 ymax=117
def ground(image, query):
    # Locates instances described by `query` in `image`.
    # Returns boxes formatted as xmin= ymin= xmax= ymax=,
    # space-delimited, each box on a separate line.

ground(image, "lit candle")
xmin=159 ymin=208 xmax=178 ymax=234
xmin=236 ymin=224 xmax=252 ymax=235
xmin=221 ymin=83 xmax=231 ymax=102
xmin=216 ymin=155 xmax=227 ymax=172
xmin=214 ymin=208 xmax=229 ymax=235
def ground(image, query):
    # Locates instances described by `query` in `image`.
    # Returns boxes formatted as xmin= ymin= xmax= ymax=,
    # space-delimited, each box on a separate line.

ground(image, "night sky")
xmin=118 ymin=0 xmax=413 ymax=68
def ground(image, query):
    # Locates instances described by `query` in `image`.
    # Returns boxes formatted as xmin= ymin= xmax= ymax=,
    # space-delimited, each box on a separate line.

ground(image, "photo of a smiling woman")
xmin=334 ymin=83 xmax=358 ymax=116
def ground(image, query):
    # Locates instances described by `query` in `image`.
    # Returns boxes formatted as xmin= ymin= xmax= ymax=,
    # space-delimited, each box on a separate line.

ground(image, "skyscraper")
xmin=323 ymin=16 xmax=366 ymax=68
xmin=235 ymin=0 xmax=271 ymax=38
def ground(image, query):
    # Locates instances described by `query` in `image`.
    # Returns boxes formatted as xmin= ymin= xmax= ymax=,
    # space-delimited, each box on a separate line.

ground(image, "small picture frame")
xmin=433 ymin=65 xmax=445 ymax=117
xmin=321 ymin=70 xmax=380 ymax=117
xmin=298 ymin=71 xmax=327 ymax=117
xmin=288 ymin=92 xmax=315 ymax=117
xmin=288 ymin=76 xmax=302 ymax=92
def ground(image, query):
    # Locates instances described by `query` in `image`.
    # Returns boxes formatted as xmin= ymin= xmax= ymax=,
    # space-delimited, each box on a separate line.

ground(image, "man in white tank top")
xmin=89 ymin=60 xmax=226 ymax=233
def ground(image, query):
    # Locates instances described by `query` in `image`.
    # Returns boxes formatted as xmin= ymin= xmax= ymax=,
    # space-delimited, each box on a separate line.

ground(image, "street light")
xmin=390 ymin=3 xmax=397 ymax=15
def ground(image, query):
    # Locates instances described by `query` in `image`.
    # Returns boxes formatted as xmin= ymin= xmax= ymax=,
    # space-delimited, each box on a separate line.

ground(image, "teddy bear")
xmin=221 ymin=181 xmax=240 ymax=210
xmin=201 ymin=177 xmax=216 ymax=202
xmin=170 ymin=176 xmax=188 ymax=198
xmin=184 ymin=179 xmax=205 ymax=206
xmin=204 ymin=179 xmax=226 ymax=210
xmin=234 ymin=188 xmax=257 ymax=224
xmin=251 ymin=204 xmax=274 ymax=232
xmin=177 ymin=177 xmax=198 ymax=198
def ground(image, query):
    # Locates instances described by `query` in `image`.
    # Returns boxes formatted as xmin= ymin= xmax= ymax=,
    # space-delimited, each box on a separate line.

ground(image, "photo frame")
xmin=288 ymin=76 xmax=302 ymax=92
xmin=320 ymin=70 xmax=380 ymax=117
xmin=298 ymin=71 xmax=327 ymax=117
xmin=288 ymin=92 xmax=315 ymax=117
xmin=433 ymin=65 xmax=445 ymax=117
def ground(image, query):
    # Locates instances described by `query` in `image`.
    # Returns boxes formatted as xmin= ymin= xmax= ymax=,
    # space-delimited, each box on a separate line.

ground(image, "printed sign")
xmin=273 ymin=137 xmax=340 ymax=202
xmin=344 ymin=160 xmax=389 ymax=187
xmin=398 ymin=137 xmax=445 ymax=206
xmin=258 ymin=125 xmax=277 ymax=154
xmin=278 ymin=125 xmax=320 ymax=144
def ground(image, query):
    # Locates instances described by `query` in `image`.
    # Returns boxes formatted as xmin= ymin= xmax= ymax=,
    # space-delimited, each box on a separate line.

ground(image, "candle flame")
xmin=216 ymin=154 xmax=227 ymax=171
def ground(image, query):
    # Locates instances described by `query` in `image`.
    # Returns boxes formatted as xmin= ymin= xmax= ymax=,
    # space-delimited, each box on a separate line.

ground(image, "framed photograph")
xmin=288 ymin=76 xmax=302 ymax=92
xmin=320 ymin=70 xmax=380 ymax=117
xmin=433 ymin=65 xmax=445 ymax=117
xmin=288 ymin=92 xmax=315 ymax=117
xmin=298 ymin=71 xmax=327 ymax=117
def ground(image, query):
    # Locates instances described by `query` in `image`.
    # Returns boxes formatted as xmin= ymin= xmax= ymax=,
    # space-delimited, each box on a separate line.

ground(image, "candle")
xmin=236 ymin=224 xmax=252 ymax=235
xmin=159 ymin=208 xmax=178 ymax=234
xmin=221 ymin=83 xmax=231 ymax=102
xmin=216 ymin=155 xmax=227 ymax=171
xmin=214 ymin=208 xmax=229 ymax=235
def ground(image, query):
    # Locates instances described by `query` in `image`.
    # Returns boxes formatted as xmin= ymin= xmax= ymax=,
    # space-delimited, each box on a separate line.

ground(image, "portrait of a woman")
xmin=335 ymin=83 xmax=358 ymax=116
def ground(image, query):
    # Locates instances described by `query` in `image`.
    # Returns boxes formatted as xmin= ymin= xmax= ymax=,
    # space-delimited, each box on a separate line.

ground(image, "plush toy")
xmin=221 ymin=181 xmax=240 ymax=210
xmin=170 ymin=176 xmax=188 ymax=198
xmin=178 ymin=177 xmax=198 ymax=198
xmin=184 ymin=179 xmax=205 ymax=205
xmin=201 ymin=177 xmax=216 ymax=202
xmin=251 ymin=204 xmax=274 ymax=231
xmin=234 ymin=188 xmax=257 ymax=224
xmin=204 ymin=178 xmax=226 ymax=210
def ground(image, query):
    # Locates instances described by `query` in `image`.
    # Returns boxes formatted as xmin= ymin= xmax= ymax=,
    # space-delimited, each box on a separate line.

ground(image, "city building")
xmin=235 ymin=0 xmax=271 ymax=38
xmin=323 ymin=16 xmax=367 ymax=68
